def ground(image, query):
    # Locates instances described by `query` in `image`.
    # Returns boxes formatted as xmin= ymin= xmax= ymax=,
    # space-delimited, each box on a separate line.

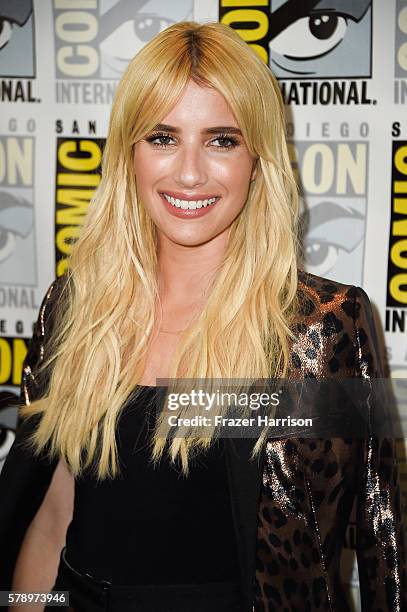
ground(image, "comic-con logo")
xmin=53 ymin=0 xmax=193 ymax=103
xmin=386 ymin=142 xmax=407 ymax=319
xmin=290 ymin=139 xmax=368 ymax=285
xmin=55 ymin=137 xmax=104 ymax=276
xmin=219 ymin=1 xmax=373 ymax=104
xmin=0 ymin=134 xmax=37 ymax=285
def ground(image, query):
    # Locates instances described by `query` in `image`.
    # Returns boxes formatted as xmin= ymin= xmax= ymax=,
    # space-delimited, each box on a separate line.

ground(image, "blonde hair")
xmin=20 ymin=21 xmax=299 ymax=478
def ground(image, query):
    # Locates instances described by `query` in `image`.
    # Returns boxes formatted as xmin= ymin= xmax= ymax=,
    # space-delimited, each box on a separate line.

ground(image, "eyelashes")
xmin=145 ymin=131 xmax=240 ymax=150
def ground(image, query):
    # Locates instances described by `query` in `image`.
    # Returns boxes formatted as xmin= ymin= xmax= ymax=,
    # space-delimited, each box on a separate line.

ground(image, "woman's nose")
xmin=175 ymin=146 xmax=208 ymax=188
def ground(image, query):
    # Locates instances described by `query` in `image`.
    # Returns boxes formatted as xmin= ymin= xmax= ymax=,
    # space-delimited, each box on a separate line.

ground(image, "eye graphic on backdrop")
xmin=0 ymin=194 xmax=33 ymax=264
xmin=100 ymin=15 xmax=176 ymax=76
xmin=98 ymin=0 xmax=193 ymax=78
xmin=269 ymin=13 xmax=349 ymax=61
xmin=0 ymin=19 xmax=13 ymax=51
xmin=268 ymin=0 xmax=372 ymax=79
xmin=0 ymin=229 xmax=16 ymax=263
xmin=301 ymin=201 xmax=365 ymax=284
xmin=304 ymin=241 xmax=341 ymax=274
xmin=0 ymin=0 xmax=34 ymax=77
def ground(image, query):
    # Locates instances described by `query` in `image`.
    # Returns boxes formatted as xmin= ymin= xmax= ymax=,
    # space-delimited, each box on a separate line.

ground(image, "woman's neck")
xmin=156 ymin=231 xmax=228 ymax=305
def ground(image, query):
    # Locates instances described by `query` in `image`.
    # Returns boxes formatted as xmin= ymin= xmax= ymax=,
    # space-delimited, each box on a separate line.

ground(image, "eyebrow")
xmin=151 ymin=123 xmax=243 ymax=135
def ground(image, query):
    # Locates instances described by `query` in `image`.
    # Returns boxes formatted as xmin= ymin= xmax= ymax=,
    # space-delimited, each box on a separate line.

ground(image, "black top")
xmin=65 ymin=385 xmax=240 ymax=585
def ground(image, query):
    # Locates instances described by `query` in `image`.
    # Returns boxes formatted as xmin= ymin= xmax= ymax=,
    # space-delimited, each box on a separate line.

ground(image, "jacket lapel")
xmin=225 ymin=437 xmax=266 ymax=612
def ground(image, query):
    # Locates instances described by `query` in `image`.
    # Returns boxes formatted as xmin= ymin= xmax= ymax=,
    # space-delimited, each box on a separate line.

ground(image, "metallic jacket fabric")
xmin=254 ymin=272 xmax=407 ymax=611
xmin=0 ymin=270 xmax=406 ymax=612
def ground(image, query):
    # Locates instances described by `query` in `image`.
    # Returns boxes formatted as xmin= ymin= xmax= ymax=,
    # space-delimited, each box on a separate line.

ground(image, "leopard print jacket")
xmin=252 ymin=271 xmax=407 ymax=612
xmin=0 ymin=270 xmax=406 ymax=612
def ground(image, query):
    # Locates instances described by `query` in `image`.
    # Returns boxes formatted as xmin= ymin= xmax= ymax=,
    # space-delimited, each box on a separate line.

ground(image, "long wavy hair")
xmin=20 ymin=21 xmax=300 ymax=478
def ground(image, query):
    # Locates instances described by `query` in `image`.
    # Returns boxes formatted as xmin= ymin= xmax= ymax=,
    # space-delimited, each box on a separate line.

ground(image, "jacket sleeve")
xmin=0 ymin=276 xmax=65 ymax=591
xmin=353 ymin=286 xmax=407 ymax=611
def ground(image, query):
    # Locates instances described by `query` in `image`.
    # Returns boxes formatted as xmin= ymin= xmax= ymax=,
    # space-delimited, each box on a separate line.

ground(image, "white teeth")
xmin=162 ymin=193 xmax=217 ymax=210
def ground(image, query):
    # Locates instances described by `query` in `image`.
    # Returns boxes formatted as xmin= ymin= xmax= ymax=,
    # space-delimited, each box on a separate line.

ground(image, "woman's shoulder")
xmin=38 ymin=273 xmax=71 ymax=330
xmin=21 ymin=274 xmax=71 ymax=405
xmin=294 ymin=269 xmax=381 ymax=377
xmin=44 ymin=272 xmax=71 ymax=303
xmin=297 ymin=268 xmax=360 ymax=302
xmin=296 ymin=268 xmax=371 ymax=326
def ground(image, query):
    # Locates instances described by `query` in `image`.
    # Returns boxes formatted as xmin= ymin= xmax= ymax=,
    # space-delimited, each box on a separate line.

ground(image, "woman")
xmin=0 ymin=20 xmax=406 ymax=612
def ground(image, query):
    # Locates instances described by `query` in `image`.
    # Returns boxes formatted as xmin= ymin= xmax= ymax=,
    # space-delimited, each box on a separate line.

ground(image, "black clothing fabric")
xmin=64 ymin=385 xmax=241 ymax=586
xmin=47 ymin=546 xmax=243 ymax=612
xmin=3 ymin=271 xmax=406 ymax=611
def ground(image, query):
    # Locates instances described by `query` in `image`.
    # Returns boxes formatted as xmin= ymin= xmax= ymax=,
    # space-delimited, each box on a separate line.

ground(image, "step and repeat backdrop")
xmin=0 ymin=1 xmax=406 ymax=608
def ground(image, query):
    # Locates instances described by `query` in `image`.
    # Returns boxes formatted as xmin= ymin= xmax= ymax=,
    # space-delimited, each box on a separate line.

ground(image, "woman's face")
xmin=133 ymin=79 xmax=258 ymax=248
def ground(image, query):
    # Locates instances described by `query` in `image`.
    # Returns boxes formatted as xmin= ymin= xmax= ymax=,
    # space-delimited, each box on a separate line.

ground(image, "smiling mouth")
xmin=160 ymin=192 xmax=220 ymax=210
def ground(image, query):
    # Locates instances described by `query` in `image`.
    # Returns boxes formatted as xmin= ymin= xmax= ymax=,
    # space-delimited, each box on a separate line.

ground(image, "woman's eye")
xmin=151 ymin=135 xmax=173 ymax=147
xmin=145 ymin=133 xmax=174 ymax=147
xmin=212 ymin=136 xmax=239 ymax=149
xmin=146 ymin=134 xmax=239 ymax=149
xmin=269 ymin=13 xmax=349 ymax=60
